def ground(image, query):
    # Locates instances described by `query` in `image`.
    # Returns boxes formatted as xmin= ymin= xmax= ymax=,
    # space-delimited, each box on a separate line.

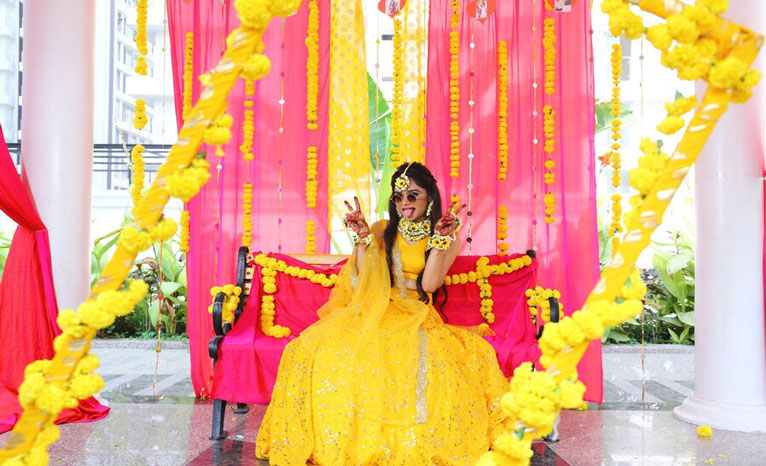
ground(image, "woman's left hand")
xmin=434 ymin=202 xmax=465 ymax=237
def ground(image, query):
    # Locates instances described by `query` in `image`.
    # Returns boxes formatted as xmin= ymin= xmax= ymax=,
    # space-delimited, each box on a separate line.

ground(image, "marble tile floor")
xmin=4 ymin=343 xmax=765 ymax=465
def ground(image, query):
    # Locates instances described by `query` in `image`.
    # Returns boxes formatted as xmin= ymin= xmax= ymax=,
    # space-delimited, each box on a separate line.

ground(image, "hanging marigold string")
xmin=609 ymin=44 xmax=623 ymax=253
xmin=390 ymin=15 xmax=404 ymax=167
xmin=497 ymin=205 xmax=509 ymax=255
xmin=130 ymin=144 xmax=145 ymax=212
xmin=497 ymin=40 xmax=509 ymax=181
xmin=306 ymin=146 xmax=318 ymax=208
xmin=448 ymin=0 xmax=461 ymax=178
xmin=180 ymin=210 xmax=190 ymax=253
xmin=542 ymin=17 xmax=557 ymax=224
xmin=241 ymin=182 xmax=253 ymax=246
xmin=306 ymin=0 xmax=319 ymax=130
xmin=240 ymin=79 xmax=255 ymax=161
xmin=134 ymin=0 xmax=149 ymax=132
xmin=182 ymin=32 xmax=194 ymax=121
xmin=306 ymin=221 xmax=317 ymax=254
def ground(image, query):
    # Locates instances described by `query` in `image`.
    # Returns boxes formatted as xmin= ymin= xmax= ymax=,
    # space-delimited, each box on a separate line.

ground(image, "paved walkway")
xmin=90 ymin=340 xmax=697 ymax=409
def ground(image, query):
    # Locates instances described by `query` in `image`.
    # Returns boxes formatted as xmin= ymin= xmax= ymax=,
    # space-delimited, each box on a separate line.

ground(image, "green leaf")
xmin=654 ymin=254 xmax=683 ymax=298
xmin=679 ymin=325 xmax=690 ymax=343
xmin=677 ymin=311 xmax=695 ymax=326
xmin=659 ymin=316 xmax=683 ymax=327
xmin=608 ymin=329 xmax=632 ymax=342
xmin=160 ymin=282 xmax=182 ymax=297
xmin=666 ymin=252 xmax=693 ymax=275
xmin=668 ymin=327 xmax=680 ymax=344
xmin=674 ymin=90 xmax=684 ymax=100
xmin=178 ymin=268 xmax=187 ymax=288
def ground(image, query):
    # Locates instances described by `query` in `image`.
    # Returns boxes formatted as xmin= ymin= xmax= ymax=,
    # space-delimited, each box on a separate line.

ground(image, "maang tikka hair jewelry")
xmin=394 ymin=163 xmax=412 ymax=191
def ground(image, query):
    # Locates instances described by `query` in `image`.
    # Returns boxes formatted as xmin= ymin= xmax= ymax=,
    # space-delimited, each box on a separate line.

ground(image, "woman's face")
xmin=394 ymin=178 xmax=429 ymax=222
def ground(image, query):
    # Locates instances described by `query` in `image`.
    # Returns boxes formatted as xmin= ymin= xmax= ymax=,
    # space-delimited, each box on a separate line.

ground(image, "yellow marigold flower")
xmin=18 ymin=373 xmax=45 ymax=407
xmin=667 ymin=14 xmax=700 ymax=44
xmin=646 ymin=24 xmax=673 ymax=51
xmin=57 ymin=309 xmax=88 ymax=338
xmin=242 ymin=53 xmax=271 ymax=81
xmin=698 ymin=0 xmax=727 ymax=15
xmin=234 ymin=0 xmax=272 ymax=29
xmin=78 ymin=301 xmax=115 ymax=329
xmin=119 ymin=227 xmax=153 ymax=254
xmin=493 ymin=432 xmax=534 ymax=461
xmin=665 ymin=95 xmax=698 ymax=116
xmin=657 ymin=115 xmax=686 ymax=135
xmin=70 ymin=372 xmax=104 ymax=400
xmin=682 ymin=4 xmax=715 ymax=33
xmin=572 ymin=310 xmax=604 ymax=340
xmin=709 ymin=56 xmax=748 ymax=90
xmin=129 ymin=279 xmax=149 ymax=303
xmin=697 ymin=425 xmax=713 ymax=437
xmin=267 ymin=0 xmax=301 ymax=17
xmin=77 ymin=354 xmax=100 ymax=374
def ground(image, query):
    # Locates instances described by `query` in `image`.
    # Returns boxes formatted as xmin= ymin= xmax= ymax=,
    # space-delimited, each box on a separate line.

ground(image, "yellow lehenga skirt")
xmin=255 ymin=239 xmax=510 ymax=465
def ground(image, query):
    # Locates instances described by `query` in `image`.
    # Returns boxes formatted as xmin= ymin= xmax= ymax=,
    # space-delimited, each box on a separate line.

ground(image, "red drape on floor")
xmin=0 ymin=126 xmax=108 ymax=433
xmin=211 ymin=252 xmax=540 ymax=404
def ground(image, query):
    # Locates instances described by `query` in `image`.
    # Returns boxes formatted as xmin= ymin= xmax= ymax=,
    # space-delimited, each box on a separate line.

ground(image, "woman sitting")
xmin=256 ymin=162 xmax=510 ymax=465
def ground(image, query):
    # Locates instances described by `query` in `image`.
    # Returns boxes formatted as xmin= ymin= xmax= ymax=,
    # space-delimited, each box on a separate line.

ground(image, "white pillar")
xmin=20 ymin=0 xmax=95 ymax=311
xmin=673 ymin=1 xmax=766 ymax=432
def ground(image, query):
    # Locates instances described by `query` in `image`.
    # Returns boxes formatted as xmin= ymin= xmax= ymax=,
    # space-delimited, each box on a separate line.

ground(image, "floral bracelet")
xmin=353 ymin=234 xmax=373 ymax=247
xmin=427 ymin=234 xmax=452 ymax=251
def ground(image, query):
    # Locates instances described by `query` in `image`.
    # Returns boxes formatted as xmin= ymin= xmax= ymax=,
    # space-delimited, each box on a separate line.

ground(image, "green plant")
xmin=602 ymin=231 xmax=695 ymax=344
xmin=91 ymin=226 xmax=188 ymax=339
xmin=594 ymin=100 xmax=632 ymax=134
xmin=0 ymin=230 xmax=11 ymax=281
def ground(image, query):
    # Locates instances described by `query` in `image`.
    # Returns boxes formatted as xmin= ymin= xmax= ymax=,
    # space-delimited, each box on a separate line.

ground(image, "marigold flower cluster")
xmin=240 ymin=80 xmax=255 ymax=161
xmin=182 ymin=33 xmax=194 ymax=121
xmin=165 ymin=158 xmax=212 ymax=203
xmin=306 ymin=221 xmax=317 ymax=254
xmin=306 ymin=0 xmax=319 ymax=130
xmin=601 ymin=0 xmax=643 ymax=39
xmin=496 ymin=205 xmax=509 ymax=256
xmin=180 ymin=209 xmax=190 ymax=254
xmin=497 ymin=41 xmax=509 ymax=181
xmin=390 ymin=18 xmax=404 ymax=167
xmin=242 ymin=183 xmax=253 ymax=247
xmin=448 ymin=0 xmax=461 ymax=178
xmin=306 ymin=146 xmax=318 ymax=208
xmin=133 ymin=98 xmax=148 ymax=130
xmin=208 ymin=284 xmax=242 ymax=324
xmin=130 ymin=144 xmax=145 ymax=211
xmin=526 ymin=286 xmax=561 ymax=326
xmin=542 ymin=18 xmax=556 ymax=95
xmin=254 ymin=254 xmax=339 ymax=337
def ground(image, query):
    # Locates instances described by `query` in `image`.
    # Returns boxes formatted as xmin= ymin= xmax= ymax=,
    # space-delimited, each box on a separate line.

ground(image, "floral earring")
xmin=396 ymin=208 xmax=403 ymax=218
xmin=426 ymin=200 xmax=433 ymax=217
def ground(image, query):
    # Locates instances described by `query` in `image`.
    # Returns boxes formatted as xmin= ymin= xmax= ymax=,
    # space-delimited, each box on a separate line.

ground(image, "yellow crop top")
xmin=397 ymin=234 xmax=428 ymax=280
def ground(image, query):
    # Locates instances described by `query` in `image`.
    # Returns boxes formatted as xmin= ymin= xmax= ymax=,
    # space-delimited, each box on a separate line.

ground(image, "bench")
xmin=207 ymin=247 xmax=558 ymax=440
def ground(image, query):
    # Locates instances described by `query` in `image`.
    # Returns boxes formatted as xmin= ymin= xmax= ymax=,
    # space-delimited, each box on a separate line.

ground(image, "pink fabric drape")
xmin=0 ymin=125 xmax=108 ymax=432
xmin=426 ymin=2 xmax=601 ymax=401
xmin=167 ymin=0 xmax=331 ymax=396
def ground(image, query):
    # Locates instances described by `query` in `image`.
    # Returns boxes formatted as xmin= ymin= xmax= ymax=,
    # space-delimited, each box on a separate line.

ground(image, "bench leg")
xmin=543 ymin=415 xmax=560 ymax=442
xmin=233 ymin=402 xmax=249 ymax=414
xmin=209 ymin=398 xmax=228 ymax=440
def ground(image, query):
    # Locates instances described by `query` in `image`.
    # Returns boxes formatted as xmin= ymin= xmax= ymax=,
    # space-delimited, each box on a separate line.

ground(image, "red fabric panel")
xmin=0 ymin=126 xmax=108 ymax=433
xmin=211 ymin=253 xmax=539 ymax=404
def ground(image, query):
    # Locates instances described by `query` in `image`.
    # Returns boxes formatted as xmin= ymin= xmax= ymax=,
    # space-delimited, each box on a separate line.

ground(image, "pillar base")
xmin=673 ymin=394 xmax=766 ymax=433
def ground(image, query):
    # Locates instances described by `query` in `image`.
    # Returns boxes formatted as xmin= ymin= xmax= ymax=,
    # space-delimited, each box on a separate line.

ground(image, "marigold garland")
xmin=0 ymin=1 xmax=286 ymax=460
xmin=208 ymin=284 xmax=242 ymax=324
xmin=130 ymin=144 xmax=145 ymax=211
xmin=443 ymin=254 xmax=534 ymax=324
xmin=306 ymin=0 xmax=319 ymax=130
xmin=497 ymin=41 xmax=509 ymax=181
xmin=481 ymin=1 xmax=763 ymax=463
xmin=133 ymin=98 xmax=148 ymax=130
xmin=242 ymin=183 xmax=253 ymax=247
xmin=204 ymin=112 xmax=234 ymax=157
xmin=609 ymin=44 xmax=624 ymax=253
xmin=306 ymin=146 xmax=318 ymax=208
xmin=390 ymin=16 xmax=404 ymax=167
xmin=526 ymin=286 xmax=562 ymax=327
xmin=182 ymin=32 xmax=194 ymax=121
xmin=254 ymin=254 xmax=338 ymax=338
xmin=306 ymin=221 xmax=317 ymax=254
xmin=240 ymin=80 xmax=255 ymax=160
xmin=180 ymin=210 xmax=190 ymax=254
xmin=448 ymin=0 xmax=461 ymax=178
xmin=497 ymin=205 xmax=509 ymax=256
xmin=542 ymin=105 xmax=556 ymax=223
xmin=543 ymin=18 xmax=556 ymax=95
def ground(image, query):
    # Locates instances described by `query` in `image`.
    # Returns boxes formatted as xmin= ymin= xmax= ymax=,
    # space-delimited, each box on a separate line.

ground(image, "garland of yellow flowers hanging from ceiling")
xmin=609 ymin=44 xmax=624 ymax=254
xmin=179 ymin=32 xmax=194 ymax=254
xmin=0 ymin=1 xmax=300 ymax=462
xmin=390 ymin=14 xmax=404 ymax=167
xmin=306 ymin=0 xmax=319 ymax=253
xmin=542 ymin=17 xmax=557 ymax=225
xmin=448 ymin=0 xmax=461 ymax=178
xmin=478 ymin=0 xmax=763 ymax=464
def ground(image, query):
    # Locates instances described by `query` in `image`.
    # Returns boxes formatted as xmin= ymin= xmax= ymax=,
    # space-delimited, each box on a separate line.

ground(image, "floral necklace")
xmin=398 ymin=217 xmax=431 ymax=243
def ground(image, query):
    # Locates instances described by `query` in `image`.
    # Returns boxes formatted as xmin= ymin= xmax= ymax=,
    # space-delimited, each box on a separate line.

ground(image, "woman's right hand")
xmin=344 ymin=196 xmax=370 ymax=240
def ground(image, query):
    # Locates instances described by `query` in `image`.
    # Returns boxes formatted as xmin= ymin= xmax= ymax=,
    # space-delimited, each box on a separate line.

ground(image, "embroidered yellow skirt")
xmin=255 ymin=287 xmax=510 ymax=466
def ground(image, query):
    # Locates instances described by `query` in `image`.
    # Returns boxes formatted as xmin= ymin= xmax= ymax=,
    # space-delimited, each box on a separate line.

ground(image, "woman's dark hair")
xmin=383 ymin=162 xmax=449 ymax=318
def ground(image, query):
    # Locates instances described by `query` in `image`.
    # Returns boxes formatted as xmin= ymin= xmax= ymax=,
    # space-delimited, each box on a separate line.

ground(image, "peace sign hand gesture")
xmin=344 ymin=196 xmax=370 ymax=240
xmin=434 ymin=202 xmax=465 ymax=237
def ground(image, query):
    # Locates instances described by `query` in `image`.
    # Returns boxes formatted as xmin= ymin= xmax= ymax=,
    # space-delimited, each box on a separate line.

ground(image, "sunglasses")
xmin=390 ymin=191 xmax=424 ymax=204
